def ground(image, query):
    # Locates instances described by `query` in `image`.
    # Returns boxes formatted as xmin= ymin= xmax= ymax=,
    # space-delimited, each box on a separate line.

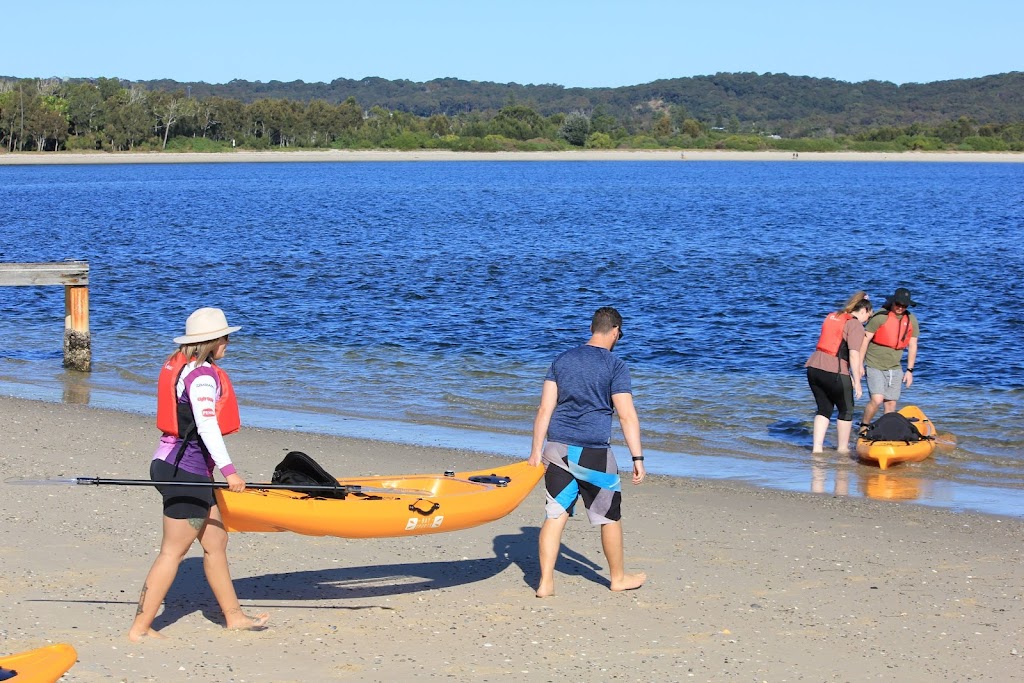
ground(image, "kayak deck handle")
xmin=408 ymin=499 xmax=440 ymax=515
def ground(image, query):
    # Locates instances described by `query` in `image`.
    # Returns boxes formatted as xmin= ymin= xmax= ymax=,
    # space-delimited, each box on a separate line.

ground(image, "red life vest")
xmin=815 ymin=312 xmax=852 ymax=356
xmin=156 ymin=353 xmax=240 ymax=437
xmin=871 ymin=311 xmax=913 ymax=350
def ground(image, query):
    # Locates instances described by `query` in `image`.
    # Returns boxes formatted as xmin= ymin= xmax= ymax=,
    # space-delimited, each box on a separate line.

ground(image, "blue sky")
xmin=4 ymin=0 xmax=1021 ymax=87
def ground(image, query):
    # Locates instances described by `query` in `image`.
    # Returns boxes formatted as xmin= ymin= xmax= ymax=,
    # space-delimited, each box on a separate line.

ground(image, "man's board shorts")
xmin=866 ymin=366 xmax=903 ymax=402
xmin=151 ymin=458 xmax=216 ymax=520
xmin=542 ymin=442 xmax=622 ymax=525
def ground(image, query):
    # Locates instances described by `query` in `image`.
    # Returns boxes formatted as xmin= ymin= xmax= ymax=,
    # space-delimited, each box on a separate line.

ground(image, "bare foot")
xmin=226 ymin=612 xmax=269 ymax=631
xmin=127 ymin=627 xmax=167 ymax=642
xmin=837 ymin=448 xmax=850 ymax=455
xmin=811 ymin=448 xmax=824 ymax=454
xmin=610 ymin=572 xmax=646 ymax=592
xmin=535 ymin=580 xmax=555 ymax=598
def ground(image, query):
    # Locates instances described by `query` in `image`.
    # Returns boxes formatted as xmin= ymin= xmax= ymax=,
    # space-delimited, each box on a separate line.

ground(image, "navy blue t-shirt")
xmin=545 ymin=344 xmax=632 ymax=449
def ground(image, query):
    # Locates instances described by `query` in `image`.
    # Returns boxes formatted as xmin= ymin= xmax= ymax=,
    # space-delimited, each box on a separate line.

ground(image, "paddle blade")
xmin=5 ymin=477 xmax=82 ymax=486
xmin=934 ymin=432 xmax=958 ymax=453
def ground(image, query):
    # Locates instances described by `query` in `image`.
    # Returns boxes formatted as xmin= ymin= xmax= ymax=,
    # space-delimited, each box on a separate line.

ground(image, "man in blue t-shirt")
xmin=527 ymin=306 xmax=647 ymax=598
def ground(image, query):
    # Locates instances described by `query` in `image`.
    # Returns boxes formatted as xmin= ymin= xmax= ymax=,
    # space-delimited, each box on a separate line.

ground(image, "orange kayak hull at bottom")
xmin=857 ymin=405 xmax=937 ymax=470
xmin=217 ymin=460 xmax=543 ymax=539
xmin=0 ymin=643 xmax=77 ymax=683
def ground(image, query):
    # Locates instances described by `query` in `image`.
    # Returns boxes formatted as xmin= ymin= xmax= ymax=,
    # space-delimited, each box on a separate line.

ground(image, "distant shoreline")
xmin=2 ymin=148 xmax=1023 ymax=165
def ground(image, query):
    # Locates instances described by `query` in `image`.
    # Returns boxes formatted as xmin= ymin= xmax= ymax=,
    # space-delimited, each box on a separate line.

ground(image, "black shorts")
xmin=151 ymin=459 xmax=216 ymax=520
xmin=807 ymin=366 xmax=855 ymax=421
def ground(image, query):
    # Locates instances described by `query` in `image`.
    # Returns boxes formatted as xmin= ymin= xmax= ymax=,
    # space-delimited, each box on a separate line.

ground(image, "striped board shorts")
xmin=542 ymin=442 xmax=622 ymax=525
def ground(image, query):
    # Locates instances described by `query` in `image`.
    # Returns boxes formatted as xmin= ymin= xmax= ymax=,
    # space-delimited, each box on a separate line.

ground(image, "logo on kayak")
xmin=405 ymin=516 xmax=444 ymax=531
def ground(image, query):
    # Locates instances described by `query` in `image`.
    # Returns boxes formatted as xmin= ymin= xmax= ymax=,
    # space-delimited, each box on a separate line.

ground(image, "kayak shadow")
xmin=156 ymin=525 xmax=565 ymax=630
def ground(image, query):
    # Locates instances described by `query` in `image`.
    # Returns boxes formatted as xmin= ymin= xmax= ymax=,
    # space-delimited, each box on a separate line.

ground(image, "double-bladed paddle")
xmin=5 ymin=476 xmax=433 ymax=497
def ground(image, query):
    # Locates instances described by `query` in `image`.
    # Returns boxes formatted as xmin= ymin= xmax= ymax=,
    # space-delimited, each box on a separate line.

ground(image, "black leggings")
xmin=807 ymin=367 xmax=854 ymax=421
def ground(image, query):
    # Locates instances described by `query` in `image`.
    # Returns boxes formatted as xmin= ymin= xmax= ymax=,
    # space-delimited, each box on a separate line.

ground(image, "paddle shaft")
xmin=71 ymin=477 xmax=431 ymax=496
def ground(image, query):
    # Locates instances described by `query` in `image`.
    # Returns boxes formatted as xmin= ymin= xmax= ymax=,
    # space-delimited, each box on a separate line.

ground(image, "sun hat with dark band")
xmin=174 ymin=307 xmax=241 ymax=344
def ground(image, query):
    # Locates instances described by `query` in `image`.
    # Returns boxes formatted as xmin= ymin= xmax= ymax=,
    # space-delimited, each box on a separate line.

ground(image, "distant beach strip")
xmin=1 ymin=149 xmax=1023 ymax=164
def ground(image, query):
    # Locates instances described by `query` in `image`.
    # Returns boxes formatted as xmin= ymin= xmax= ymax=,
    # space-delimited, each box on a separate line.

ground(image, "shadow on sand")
xmin=27 ymin=525 xmax=609 ymax=630
xmin=151 ymin=524 xmax=605 ymax=629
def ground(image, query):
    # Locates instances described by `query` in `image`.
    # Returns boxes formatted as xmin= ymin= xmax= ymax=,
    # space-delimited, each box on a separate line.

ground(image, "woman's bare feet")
xmin=127 ymin=627 xmax=167 ymax=642
xmin=226 ymin=611 xmax=270 ymax=631
xmin=535 ymin=580 xmax=555 ymax=598
xmin=610 ymin=572 xmax=647 ymax=592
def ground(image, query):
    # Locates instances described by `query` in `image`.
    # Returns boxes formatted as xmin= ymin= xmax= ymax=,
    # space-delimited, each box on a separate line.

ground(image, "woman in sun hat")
xmin=128 ymin=307 xmax=268 ymax=641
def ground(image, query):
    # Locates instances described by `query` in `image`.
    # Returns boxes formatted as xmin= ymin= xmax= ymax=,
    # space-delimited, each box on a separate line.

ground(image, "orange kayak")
xmin=0 ymin=643 xmax=77 ymax=683
xmin=857 ymin=405 xmax=937 ymax=470
xmin=217 ymin=460 xmax=542 ymax=538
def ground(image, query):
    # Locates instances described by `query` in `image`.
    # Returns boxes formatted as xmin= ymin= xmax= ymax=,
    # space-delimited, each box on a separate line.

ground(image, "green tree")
xmin=589 ymin=105 xmax=621 ymax=136
xmin=426 ymin=113 xmax=452 ymax=137
xmin=681 ymin=118 xmax=704 ymax=137
xmin=336 ymin=96 xmax=363 ymax=131
xmin=558 ymin=110 xmax=590 ymax=146
xmin=0 ymin=88 xmax=19 ymax=151
xmin=489 ymin=103 xmax=547 ymax=140
xmin=205 ymin=96 xmax=247 ymax=143
xmin=652 ymin=112 xmax=672 ymax=137
xmin=64 ymin=82 xmax=105 ymax=138
xmin=150 ymin=91 xmax=187 ymax=149
xmin=104 ymin=88 xmax=151 ymax=150
xmin=306 ymin=99 xmax=342 ymax=145
xmin=670 ymin=104 xmax=689 ymax=132
xmin=585 ymin=132 xmax=614 ymax=149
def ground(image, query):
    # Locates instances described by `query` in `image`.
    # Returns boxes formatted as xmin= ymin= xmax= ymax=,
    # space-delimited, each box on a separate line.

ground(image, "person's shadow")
xmin=154 ymin=525 xmax=608 ymax=629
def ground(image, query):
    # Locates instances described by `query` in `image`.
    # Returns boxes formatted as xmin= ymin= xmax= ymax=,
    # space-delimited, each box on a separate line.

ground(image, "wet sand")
xmin=1 ymin=149 xmax=1022 ymax=165
xmin=2 ymin=395 xmax=1022 ymax=681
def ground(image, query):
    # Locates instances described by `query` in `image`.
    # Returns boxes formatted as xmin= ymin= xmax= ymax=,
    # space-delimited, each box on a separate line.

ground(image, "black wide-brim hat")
xmin=883 ymin=287 xmax=917 ymax=307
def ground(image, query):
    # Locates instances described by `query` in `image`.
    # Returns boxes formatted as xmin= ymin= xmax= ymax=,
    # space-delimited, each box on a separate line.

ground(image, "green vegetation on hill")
xmin=2 ymin=72 xmax=1023 ymax=154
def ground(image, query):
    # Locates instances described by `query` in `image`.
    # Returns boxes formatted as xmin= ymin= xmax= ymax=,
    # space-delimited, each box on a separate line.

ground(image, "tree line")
xmin=2 ymin=74 xmax=1024 ymax=154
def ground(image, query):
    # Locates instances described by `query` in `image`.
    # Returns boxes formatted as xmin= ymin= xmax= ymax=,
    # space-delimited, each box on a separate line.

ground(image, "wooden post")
xmin=0 ymin=261 xmax=90 ymax=371
xmin=65 ymin=284 xmax=91 ymax=371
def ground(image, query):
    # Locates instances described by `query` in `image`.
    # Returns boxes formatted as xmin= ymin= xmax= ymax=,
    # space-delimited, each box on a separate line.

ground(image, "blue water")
xmin=1 ymin=160 xmax=1023 ymax=517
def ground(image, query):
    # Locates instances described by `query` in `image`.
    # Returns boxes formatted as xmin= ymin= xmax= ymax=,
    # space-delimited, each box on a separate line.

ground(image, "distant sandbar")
xmin=1 ymin=149 xmax=1023 ymax=165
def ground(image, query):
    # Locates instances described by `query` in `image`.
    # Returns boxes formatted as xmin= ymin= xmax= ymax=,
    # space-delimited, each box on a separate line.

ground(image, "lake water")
xmin=1 ymin=159 xmax=1022 ymax=517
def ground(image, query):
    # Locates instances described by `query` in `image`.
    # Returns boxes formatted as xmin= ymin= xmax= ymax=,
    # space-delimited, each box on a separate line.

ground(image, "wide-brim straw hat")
xmin=174 ymin=307 xmax=241 ymax=344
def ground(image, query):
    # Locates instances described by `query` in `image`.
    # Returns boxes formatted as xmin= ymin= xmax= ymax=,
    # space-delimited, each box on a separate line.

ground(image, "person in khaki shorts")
xmin=858 ymin=287 xmax=920 ymax=429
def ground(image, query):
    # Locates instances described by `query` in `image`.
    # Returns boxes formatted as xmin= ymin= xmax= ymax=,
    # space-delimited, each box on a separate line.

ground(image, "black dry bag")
xmin=271 ymin=451 xmax=347 ymax=499
xmin=862 ymin=413 xmax=923 ymax=443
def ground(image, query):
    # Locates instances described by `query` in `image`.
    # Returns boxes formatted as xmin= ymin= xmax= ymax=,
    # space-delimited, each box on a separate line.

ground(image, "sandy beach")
xmin=1 ymin=149 xmax=1023 ymax=165
xmin=2 ymin=395 xmax=1022 ymax=682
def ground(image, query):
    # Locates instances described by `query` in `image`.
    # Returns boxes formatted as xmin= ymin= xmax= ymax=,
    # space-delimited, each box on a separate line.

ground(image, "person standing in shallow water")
xmin=859 ymin=287 xmax=920 ymax=428
xmin=128 ymin=307 xmax=268 ymax=641
xmin=528 ymin=306 xmax=647 ymax=598
xmin=805 ymin=291 xmax=873 ymax=453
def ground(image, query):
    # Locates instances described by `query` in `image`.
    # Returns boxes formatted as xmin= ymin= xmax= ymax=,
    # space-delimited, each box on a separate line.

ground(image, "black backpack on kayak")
xmin=271 ymin=451 xmax=347 ymax=499
xmin=862 ymin=413 xmax=924 ymax=443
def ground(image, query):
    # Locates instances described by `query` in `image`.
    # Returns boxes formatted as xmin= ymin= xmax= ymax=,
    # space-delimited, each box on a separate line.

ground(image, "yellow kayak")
xmin=857 ymin=405 xmax=937 ymax=470
xmin=0 ymin=644 xmax=77 ymax=683
xmin=217 ymin=460 xmax=542 ymax=538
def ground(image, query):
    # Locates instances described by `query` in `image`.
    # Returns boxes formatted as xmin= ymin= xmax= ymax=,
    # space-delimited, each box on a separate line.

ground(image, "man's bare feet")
xmin=535 ymin=580 xmax=555 ymax=598
xmin=226 ymin=612 xmax=270 ymax=631
xmin=127 ymin=627 xmax=167 ymax=642
xmin=610 ymin=572 xmax=646 ymax=592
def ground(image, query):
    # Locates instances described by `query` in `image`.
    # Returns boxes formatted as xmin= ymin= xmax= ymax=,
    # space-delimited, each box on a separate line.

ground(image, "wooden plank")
xmin=0 ymin=261 xmax=89 ymax=286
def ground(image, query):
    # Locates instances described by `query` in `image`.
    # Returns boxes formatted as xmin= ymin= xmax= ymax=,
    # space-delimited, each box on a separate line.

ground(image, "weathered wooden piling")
xmin=0 ymin=261 xmax=91 ymax=371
